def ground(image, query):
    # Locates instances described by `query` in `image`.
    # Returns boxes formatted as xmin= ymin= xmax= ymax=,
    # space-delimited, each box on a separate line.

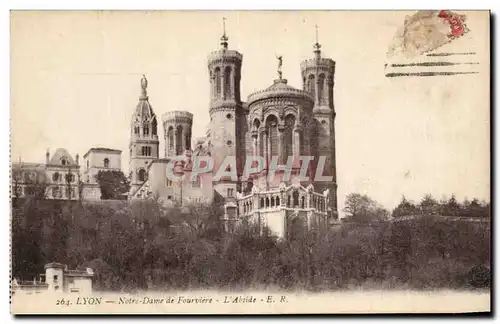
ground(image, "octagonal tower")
xmin=300 ymin=29 xmax=338 ymax=220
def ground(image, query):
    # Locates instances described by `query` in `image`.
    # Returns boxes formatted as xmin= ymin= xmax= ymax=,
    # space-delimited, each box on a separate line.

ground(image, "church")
xmin=128 ymin=26 xmax=340 ymax=236
xmin=11 ymin=24 xmax=340 ymax=237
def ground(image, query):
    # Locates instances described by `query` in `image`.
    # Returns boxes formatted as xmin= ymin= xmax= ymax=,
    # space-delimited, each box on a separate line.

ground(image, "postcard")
xmin=10 ymin=10 xmax=491 ymax=315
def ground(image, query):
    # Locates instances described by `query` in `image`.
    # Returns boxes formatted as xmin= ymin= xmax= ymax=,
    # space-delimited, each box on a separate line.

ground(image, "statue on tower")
xmin=141 ymin=74 xmax=148 ymax=96
xmin=276 ymin=55 xmax=283 ymax=80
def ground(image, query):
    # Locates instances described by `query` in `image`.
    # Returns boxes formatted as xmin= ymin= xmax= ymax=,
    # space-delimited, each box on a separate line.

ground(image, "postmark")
xmin=388 ymin=10 xmax=469 ymax=59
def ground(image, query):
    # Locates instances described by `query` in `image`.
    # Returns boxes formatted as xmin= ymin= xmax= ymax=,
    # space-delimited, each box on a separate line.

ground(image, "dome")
xmin=133 ymin=100 xmax=156 ymax=124
xmin=131 ymin=75 xmax=157 ymax=125
xmin=247 ymin=78 xmax=314 ymax=105
xmin=49 ymin=148 xmax=77 ymax=166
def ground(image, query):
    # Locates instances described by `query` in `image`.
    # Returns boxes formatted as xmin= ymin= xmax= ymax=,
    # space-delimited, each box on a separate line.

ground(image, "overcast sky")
xmin=10 ymin=11 xmax=490 ymax=211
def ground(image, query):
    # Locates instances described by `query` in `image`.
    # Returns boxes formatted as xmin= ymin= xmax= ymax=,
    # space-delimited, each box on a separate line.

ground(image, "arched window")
xmin=65 ymin=173 xmax=75 ymax=183
xmin=253 ymin=119 xmax=261 ymax=131
xmin=266 ymin=197 xmax=270 ymax=208
xmin=185 ymin=133 xmax=191 ymax=150
xmin=61 ymin=158 xmax=67 ymax=166
xmin=214 ymin=67 xmax=221 ymax=98
xmin=143 ymin=125 xmax=149 ymax=136
xmin=134 ymin=126 xmax=140 ymax=134
xmin=138 ymin=169 xmax=146 ymax=182
xmin=284 ymin=114 xmax=296 ymax=160
xmin=141 ymin=146 xmax=151 ymax=156
xmin=103 ymin=158 xmax=109 ymax=168
xmin=223 ymin=66 xmax=232 ymax=99
xmin=276 ymin=196 xmax=280 ymax=206
xmin=176 ymin=125 xmax=183 ymax=155
xmin=152 ymin=118 xmax=157 ymax=136
xmin=301 ymin=196 xmax=305 ymax=209
xmin=266 ymin=115 xmax=279 ymax=157
xmin=293 ymin=190 xmax=299 ymax=207
xmin=318 ymin=74 xmax=325 ymax=105
xmin=168 ymin=126 xmax=174 ymax=151
xmin=287 ymin=195 xmax=291 ymax=207
xmin=271 ymin=196 xmax=275 ymax=207
xmin=52 ymin=172 xmax=60 ymax=182
xmin=308 ymin=74 xmax=315 ymax=96
xmin=260 ymin=198 xmax=264 ymax=208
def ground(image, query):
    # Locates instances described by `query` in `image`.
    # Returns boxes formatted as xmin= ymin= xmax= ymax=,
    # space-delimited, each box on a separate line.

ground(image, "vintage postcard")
xmin=10 ymin=10 xmax=491 ymax=315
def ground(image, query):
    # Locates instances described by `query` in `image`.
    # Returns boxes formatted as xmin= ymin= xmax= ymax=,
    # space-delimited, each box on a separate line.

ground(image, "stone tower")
xmin=300 ymin=28 xmax=338 ymax=219
xmin=129 ymin=75 xmax=159 ymax=194
xmin=207 ymin=19 xmax=243 ymax=201
xmin=162 ymin=111 xmax=193 ymax=157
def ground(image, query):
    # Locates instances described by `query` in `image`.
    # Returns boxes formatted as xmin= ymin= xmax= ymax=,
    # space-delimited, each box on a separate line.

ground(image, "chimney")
xmin=45 ymin=149 xmax=50 ymax=165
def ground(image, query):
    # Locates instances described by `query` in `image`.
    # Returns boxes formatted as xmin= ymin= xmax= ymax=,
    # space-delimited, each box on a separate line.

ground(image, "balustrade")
xmin=237 ymin=186 xmax=328 ymax=215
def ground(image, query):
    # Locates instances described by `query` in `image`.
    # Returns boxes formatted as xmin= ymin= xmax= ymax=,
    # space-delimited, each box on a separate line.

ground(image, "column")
xmin=164 ymin=133 xmax=167 ymax=157
xmin=222 ymin=66 xmax=227 ymax=100
xmin=293 ymin=127 xmax=301 ymax=158
xmin=173 ymin=128 xmax=178 ymax=156
xmin=211 ymin=73 xmax=216 ymax=100
xmin=180 ymin=127 xmax=185 ymax=153
xmin=230 ymin=69 xmax=235 ymax=99
xmin=261 ymin=128 xmax=268 ymax=170
xmin=316 ymin=77 xmax=321 ymax=105
xmin=252 ymin=131 xmax=258 ymax=157
xmin=277 ymin=123 xmax=285 ymax=164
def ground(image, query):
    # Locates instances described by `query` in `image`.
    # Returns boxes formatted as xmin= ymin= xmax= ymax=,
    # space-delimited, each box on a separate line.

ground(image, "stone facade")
xmin=129 ymin=75 xmax=160 ymax=195
xmin=81 ymin=148 xmax=123 ymax=200
xmin=12 ymin=148 xmax=81 ymax=201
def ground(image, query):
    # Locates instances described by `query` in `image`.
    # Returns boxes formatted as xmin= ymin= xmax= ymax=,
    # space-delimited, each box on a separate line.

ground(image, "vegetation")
xmin=11 ymin=188 xmax=490 ymax=292
xmin=342 ymin=193 xmax=390 ymax=223
xmin=95 ymin=170 xmax=130 ymax=200
xmin=392 ymin=194 xmax=490 ymax=219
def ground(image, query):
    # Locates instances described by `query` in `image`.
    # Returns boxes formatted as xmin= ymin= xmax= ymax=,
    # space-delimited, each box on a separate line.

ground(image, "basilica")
xmin=128 ymin=27 xmax=339 ymax=236
xmin=12 ymin=26 xmax=339 ymax=237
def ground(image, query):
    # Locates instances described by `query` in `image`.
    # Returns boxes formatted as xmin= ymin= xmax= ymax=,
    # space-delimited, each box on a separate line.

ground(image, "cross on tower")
xmin=314 ymin=24 xmax=322 ymax=58
xmin=220 ymin=17 xmax=229 ymax=49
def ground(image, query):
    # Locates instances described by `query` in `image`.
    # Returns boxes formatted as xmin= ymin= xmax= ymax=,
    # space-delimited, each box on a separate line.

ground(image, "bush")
xmin=11 ymin=198 xmax=491 ymax=292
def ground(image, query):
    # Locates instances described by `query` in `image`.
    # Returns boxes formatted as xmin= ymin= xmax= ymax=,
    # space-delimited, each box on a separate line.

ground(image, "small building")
xmin=81 ymin=147 xmax=123 ymax=200
xmin=12 ymin=148 xmax=81 ymax=200
xmin=12 ymin=262 xmax=94 ymax=295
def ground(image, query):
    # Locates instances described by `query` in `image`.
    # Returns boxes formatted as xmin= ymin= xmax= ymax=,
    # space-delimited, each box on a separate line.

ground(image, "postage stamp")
xmin=387 ymin=10 xmax=470 ymax=59
xmin=10 ymin=10 xmax=491 ymax=315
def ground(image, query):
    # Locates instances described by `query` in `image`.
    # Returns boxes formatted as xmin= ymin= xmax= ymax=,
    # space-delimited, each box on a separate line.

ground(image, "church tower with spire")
xmin=300 ymin=26 xmax=338 ymax=219
xmin=129 ymin=74 xmax=159 ymax=195
xmin=207 ymin=18 xmax=244 ymax=201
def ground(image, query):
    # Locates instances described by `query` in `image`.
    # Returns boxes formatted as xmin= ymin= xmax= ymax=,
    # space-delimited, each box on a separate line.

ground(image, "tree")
xmin=11 ymin=184 xmax=48 ymax=280
xmin=418 ymin=194 xmax=439 ymax=215
xmin=442 ymin=195 xmax=460 ymax=216
xmin=95 ymin=170 xmax=130 ymax=200
xmin=392 ymin=195 xmax=418 ymax=218
xmin=342 ymin=193 xmax=389 ymax=223
xmin=460 ymin=198 xmax=490 ymax=218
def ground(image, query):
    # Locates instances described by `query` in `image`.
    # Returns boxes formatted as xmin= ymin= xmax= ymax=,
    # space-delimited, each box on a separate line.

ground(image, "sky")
xmin=10 ymin=10 xmax=490 ymax=212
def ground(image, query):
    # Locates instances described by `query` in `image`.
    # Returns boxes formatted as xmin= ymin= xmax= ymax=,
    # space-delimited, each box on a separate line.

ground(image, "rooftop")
xmin=83 ymin=148 xmax=122 ymax=158
xmin=247 ymin=78 xmax=314 ymax=105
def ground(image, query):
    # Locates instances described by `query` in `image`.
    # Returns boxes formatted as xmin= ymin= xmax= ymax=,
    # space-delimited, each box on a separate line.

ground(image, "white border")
xmin=2 ymin=1 xmax=496 ymax=322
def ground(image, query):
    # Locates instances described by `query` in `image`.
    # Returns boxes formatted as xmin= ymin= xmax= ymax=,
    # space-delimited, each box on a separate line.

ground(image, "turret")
xmin=300 ymin=26 xmax=338 ymax=219
xmin=207 ymin=18 xmax=244 ymax=199
xmin=129 ymin=75 xmax=159 ymax=194
xmin=162 ymin=111 xmax=193 ymax=157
